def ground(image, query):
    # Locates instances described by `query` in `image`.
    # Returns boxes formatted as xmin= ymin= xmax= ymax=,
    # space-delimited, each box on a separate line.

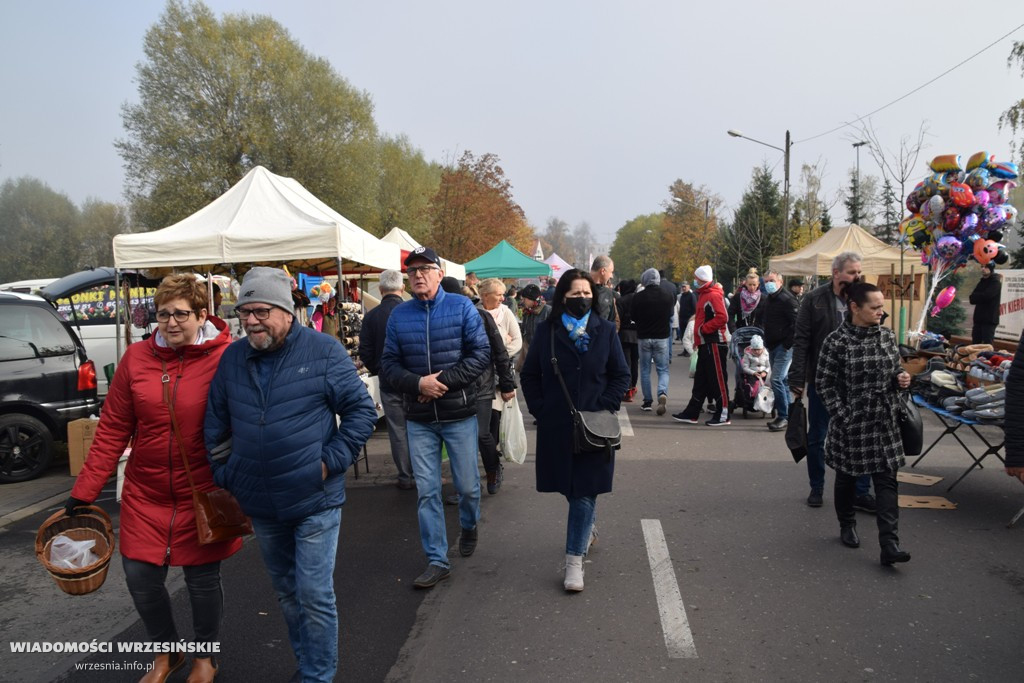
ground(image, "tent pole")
xmin=115 ymin=268 xmax=123 ymax=361
xmin=336 ymin=258 xmax=344 ymax=302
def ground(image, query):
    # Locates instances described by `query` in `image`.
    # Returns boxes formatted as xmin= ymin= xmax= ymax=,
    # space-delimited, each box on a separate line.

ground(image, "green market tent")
xmin=463 ymin=240 xmax=552 ymax=279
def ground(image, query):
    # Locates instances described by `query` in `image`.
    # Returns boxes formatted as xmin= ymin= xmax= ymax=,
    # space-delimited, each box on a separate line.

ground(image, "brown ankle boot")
xmin=186 ymin=656 xmax=218 ymax=683
xmin=139 ymin=652 xmax=185 ymax=683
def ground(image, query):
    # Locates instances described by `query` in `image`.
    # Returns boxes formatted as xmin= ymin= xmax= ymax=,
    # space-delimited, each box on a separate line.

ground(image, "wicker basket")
xmin=35 ymin=505 xmax=115 ymax=595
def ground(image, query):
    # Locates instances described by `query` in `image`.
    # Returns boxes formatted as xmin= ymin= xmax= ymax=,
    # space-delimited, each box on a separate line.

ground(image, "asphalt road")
xmin=4 ymin=353 xmax=1024 ymax=682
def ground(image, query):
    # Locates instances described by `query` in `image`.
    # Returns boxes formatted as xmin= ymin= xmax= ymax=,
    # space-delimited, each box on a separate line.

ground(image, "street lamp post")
xmin=852 ymin=140 xmax=868 ymax=225
xmin=727 ymin=129 xmax=792 ymax=253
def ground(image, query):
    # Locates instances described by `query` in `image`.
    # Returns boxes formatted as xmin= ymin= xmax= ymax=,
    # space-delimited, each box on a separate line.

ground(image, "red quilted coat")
xmin=71 ymin=319 xmax=242 ymax=566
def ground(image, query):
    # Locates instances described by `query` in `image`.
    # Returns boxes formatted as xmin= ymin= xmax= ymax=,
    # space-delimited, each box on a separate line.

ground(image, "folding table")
xmin=910 ymin=394 xmax=1004 ymax=492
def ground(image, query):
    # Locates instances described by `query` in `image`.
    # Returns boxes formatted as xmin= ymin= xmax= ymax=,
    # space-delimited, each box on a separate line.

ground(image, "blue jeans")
xmin=565 ymin=495 xmax=597 ymax=556
xmin=252 ymin=507 xmax=341 ymax=683
xmin=806 ymin=385 xmax=870 ymax=496
xmin=639 ymin=337 xmax=670 ymax=402
xmin=407 ymin=416 xmax=481 ymax=568
xmin=769 ymin=344 xmax=793 ymax=420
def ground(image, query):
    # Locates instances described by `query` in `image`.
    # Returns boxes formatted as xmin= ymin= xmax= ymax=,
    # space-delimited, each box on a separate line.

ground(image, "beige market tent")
xmin=112 ymin=166 xmax=401 ymax=274
xmin=381 ymin=227 xmax=466 ymax=280
xmin=768 ymin=224 xmax=920 ymax=276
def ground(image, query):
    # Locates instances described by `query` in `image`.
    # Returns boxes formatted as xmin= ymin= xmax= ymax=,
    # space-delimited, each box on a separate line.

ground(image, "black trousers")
xmin=972 ymin=323 xmax=996 ymax=345
xmin=678 ymin=343 xmax=729 ymax=420
xmin=476 ymin=399 xmax=501 ymax=473
xmin=835 ymin=470 xmax=899 ymax=546
xmin=621 ymin=342 xmax=638 ymax=389
xmin=122 ymin=556 xmax=223 ymax=646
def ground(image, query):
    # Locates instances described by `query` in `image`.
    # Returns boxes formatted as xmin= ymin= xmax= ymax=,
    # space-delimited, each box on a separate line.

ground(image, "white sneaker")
xmin=564 ymin=554 xmax=584 ymax=592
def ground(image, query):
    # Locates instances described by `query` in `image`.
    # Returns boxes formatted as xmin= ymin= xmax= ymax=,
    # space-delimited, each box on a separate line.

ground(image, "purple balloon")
xmin=936 ymin=235 xmax=962 ymax=260
xmin=974 ymin=190 xmax=990 ymax=207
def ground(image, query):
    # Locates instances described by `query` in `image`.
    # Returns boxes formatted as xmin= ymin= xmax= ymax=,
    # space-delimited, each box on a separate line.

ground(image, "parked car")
xmin=0 ymin=292 xmax=100 ymax=482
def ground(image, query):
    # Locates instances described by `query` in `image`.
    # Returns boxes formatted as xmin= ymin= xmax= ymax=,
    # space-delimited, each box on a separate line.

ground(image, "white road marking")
xmin=618 ymin=409 xmax=634 ymax=437
xmin=641 ymin=518 xmax=697 ymax=659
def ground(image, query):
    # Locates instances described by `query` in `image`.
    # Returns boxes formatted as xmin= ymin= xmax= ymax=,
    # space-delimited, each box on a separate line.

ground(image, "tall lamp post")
xmin=852 ymin=140 xmax=868 ymax=225
xmin=728 ymin=129 xmax=792 ymax=253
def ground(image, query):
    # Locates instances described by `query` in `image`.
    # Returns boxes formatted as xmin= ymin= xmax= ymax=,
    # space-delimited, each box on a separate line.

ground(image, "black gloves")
xmin=64 ymin=496 xmax=90 ymax=517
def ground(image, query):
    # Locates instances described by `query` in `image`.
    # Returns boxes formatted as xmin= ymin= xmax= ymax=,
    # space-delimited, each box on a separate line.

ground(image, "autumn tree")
xmin=663 ymin=179 xmax=721 ymax=282
xmin=609 ymin=213 xmax=667 ymax=281
xmin=118 ymin=0 xmax=379 ymax=230
xmin=0 ymin=178 xmax=78 ymax=281
xmin=788 ymin=162 xmax=833 ymax=250
xmin=542 ymin=217 xmax=576 ymax=264
xmin=427 ymin=151 xmax=533 ymax=262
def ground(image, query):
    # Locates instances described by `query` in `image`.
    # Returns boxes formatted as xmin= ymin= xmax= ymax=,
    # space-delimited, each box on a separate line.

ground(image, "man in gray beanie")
xmin=631 ymin=268 xmax=675 ymax=414
xmin=205 ymin=266 xmax=377 ymax=682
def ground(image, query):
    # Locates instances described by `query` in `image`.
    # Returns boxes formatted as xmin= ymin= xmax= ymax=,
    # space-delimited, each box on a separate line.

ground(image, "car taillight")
xmin=78 ymin=360 xmax=97 ymax=391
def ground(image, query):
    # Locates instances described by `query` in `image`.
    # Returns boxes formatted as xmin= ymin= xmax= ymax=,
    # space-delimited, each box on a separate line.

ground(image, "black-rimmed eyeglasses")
xmin=156 ymin=310 xmax=197 ymax=323
xmin=407 ymin=265 xmax=439 ymax=276
xmin=236 ymin=306 xmax=274 ymax=321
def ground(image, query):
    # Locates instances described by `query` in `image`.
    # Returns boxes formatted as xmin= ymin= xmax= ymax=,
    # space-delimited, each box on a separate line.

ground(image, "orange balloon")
xmin=974 ymin=239 xmax=997 ymax=265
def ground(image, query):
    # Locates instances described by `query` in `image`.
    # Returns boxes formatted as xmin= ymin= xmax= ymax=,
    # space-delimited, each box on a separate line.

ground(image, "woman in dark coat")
xmin=816 ymin=281 xmax=912 ymax=567
xmin=521 ymin=269 xmax=630 ymax=592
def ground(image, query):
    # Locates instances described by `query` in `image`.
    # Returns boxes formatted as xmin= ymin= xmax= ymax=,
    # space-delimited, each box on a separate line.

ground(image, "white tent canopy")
xmin=769 ymin=224 xmax=921 ymax=276
xmin=113 ymin=166 xmax=400 ymax=274
xmin=543 ymin=253 xmax=573 ymax=281
xmin=381 ymin=227 xmax=466 ymax=280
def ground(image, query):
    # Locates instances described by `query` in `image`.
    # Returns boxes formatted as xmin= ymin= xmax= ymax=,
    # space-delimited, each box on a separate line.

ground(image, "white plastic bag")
xmin=499 ymin=397 xmax=528 ymax=465
xmin=49 ymin=534 xmax=100 ymax=570
xmin=754 ymin=384 xmax=775 ymax=414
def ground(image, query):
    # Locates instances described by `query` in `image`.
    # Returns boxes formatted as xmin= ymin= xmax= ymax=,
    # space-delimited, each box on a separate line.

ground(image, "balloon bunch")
xmin=310 ymin=281 xmax=334 ymax=303
xmin=901 ymin=152 xmax=1018 ymax=330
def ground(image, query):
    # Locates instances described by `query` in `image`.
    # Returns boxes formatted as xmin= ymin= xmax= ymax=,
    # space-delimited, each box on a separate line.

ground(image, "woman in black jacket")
xmin=615 ymin=279 xmax=639 ymax=401
xmin=521 ymin=269 xmax=629 ymax=592
xmin=816 ymin=282 xmax=912 ymax=566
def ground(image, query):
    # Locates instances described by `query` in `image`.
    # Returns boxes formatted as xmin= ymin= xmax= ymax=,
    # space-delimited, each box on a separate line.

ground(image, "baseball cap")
xmin=404 ymin=246 xmax=441 ymax=268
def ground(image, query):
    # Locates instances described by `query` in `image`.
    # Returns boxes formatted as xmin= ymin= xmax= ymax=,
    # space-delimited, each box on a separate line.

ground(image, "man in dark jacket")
xmin=518 ymin=283 xmax=550 ymax=370
xmin=789 ymin=252 xmax=874 ymax=511
xmin=590 ymin=255 xmax=618 ymax=325
xmin=633 ymin=268 xmax=676 ymax=414
xmin=358 ymin=269 xmax=413 ymax=489
xmin=1004 ymin=328 xmax=1024 ymax=484
xmin=969 ymin=263 xmax=1001 ymax=344
xmin=206 ymin=267 xmax=378 ymax=683
xmin=762 ymin=270 xmax=799 ymax=432
xmin=380 ymin=247 xmax=490 ymax=589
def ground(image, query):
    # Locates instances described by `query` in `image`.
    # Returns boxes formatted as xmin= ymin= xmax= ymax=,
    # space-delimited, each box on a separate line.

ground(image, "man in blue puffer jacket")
xmin=380 ymin=247 xmax=490 ymax=589
xmin=205 ymin=267 xmax=376 ymax=683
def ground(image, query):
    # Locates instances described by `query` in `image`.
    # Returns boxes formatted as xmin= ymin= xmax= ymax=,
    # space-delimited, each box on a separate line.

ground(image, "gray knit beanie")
xmin=237 ymin=267 xmax=294 ymax=313
xmin=641 ymin=268 xmax=660 ymax=287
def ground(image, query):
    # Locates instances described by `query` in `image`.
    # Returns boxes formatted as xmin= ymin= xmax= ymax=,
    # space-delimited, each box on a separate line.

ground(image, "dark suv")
xmin=0 ymin=292 xmax=100 ymax=482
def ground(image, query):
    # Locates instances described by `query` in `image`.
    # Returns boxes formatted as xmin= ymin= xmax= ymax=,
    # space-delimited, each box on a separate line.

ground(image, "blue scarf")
xmin=561 ymin=312 xmax=591 ymax=352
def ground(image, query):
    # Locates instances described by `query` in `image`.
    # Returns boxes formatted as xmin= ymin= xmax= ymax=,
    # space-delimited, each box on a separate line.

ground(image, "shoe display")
xmin=672 ymin=412 xmax=699 ymax=424
xmin=880 ymin=542 xmax=911 ymax=566
xmin=704 ymin=416 xmax=731 ymax=426
xmin=807 ymin=489 xmax=823 ymax=507
xmin=657 ymin=394 xmax=668 ymax=416
xmin=564 ymin=554 xmax=584 ymax=592
xmin=641 ymin=400 xmax=653 ymax=411
xmin=853 ymin=494 xmax=877 ymax=514
xmin=767 ymin=418 xmax=788 ymax=432
xmin=458 ymin=526 xmax=478 ymax=557
xmin=840 ymin=525 xmax=860 ymax=548
xmin=413 ymin=564 xmax=451 ymax=588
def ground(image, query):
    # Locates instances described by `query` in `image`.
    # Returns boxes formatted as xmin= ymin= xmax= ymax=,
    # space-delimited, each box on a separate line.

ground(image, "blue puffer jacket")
xmin=204 ymin=321 xmax=377 ymax=522
xmin=380 ymin=287 xmax=490 ymax=423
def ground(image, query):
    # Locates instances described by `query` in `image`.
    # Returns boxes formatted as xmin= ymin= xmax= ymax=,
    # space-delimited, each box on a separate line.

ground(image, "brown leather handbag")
xmin=163 ymin=362 xmax=253 ymax=545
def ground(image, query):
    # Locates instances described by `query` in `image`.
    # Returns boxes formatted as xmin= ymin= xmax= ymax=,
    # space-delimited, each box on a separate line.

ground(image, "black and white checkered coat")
xmin=816 ymin=321 xmax=905 ymax=475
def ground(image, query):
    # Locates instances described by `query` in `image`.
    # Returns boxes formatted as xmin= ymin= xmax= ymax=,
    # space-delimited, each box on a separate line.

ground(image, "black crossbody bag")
xmin=550 ymin=327 xmax=622 ymax=457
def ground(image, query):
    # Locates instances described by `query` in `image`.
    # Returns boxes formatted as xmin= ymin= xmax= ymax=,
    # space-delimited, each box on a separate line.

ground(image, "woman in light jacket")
xmin=521 ymin=269 xmax=629 ymax=592
xmin=816 ymin=281 xmax=912 ymax=566
xmin=479 ymin=278 xmax=523 ymax=478
xmin=67 ymin=275 xmax=239 ymax=682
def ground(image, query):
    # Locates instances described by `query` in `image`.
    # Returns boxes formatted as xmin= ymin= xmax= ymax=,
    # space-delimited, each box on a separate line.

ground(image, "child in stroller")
xmin=731 ymin=328 xmax=771 ymax=416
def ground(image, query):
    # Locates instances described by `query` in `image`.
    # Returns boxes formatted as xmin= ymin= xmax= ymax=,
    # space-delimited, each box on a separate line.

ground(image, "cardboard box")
xmin=67 ymin=418 xmax=99 ymax=476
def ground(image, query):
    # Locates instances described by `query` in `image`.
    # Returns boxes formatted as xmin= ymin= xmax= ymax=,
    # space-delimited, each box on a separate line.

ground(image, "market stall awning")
xmin=463 ymin=240 xmax=552 ymax=279
xmin=769 ymin=224 xmax=921 ymax=276
xmin=112 ymin=166 xmax=401 ymax=275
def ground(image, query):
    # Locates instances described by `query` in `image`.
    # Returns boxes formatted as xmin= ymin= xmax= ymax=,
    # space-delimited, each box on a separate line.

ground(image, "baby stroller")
xmin=729 ymin=326 xmax=768 ymax=418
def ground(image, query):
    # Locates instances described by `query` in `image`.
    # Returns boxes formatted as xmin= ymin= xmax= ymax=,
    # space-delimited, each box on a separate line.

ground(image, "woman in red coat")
xmin=67 ymin=274 xmax=239 ymax=683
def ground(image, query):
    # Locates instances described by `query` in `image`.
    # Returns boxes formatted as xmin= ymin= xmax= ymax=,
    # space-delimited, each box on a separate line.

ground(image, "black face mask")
xmin=564 ymin=296 xmax=593 ymax=319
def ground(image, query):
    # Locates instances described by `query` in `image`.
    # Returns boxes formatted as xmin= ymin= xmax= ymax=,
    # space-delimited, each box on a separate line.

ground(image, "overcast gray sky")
xmin=3 ymin=1 xmax=1023 ymax=246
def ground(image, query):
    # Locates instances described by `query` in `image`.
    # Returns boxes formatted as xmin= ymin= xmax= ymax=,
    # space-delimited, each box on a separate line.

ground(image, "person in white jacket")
xmin=741 ymin=334 xmax=771 ymax=409
xmin=479 ymin=278 xmax=523 ymax=488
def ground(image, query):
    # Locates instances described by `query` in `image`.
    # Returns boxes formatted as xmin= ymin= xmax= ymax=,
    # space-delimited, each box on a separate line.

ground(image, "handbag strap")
xmin=550 ymin=326 xmax=579 ymax=416
xmin=161 ymin=358 xmax=199 ymax=494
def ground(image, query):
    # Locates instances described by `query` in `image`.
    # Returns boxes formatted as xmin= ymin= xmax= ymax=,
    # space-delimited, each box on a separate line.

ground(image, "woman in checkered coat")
xmin=816 ymin=281 xmax=913 ymax=566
